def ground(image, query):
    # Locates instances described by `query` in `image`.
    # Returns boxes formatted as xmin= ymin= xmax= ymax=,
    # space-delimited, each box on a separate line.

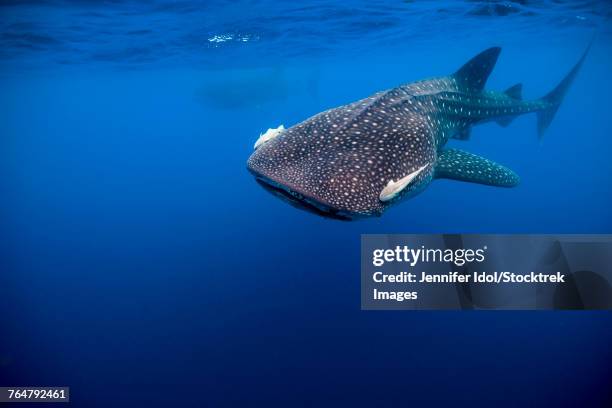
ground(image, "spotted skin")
xmin=247 ymin=45 xmax=590 ymax=219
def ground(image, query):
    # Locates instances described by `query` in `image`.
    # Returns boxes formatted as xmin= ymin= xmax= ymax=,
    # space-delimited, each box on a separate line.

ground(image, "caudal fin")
xmin=537 ymin=40 xmax=593 ymax=139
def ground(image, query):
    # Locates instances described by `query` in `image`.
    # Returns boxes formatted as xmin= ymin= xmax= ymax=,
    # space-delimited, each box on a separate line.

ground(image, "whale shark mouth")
xmin=250 ymin=172 xmax=354 ymax=221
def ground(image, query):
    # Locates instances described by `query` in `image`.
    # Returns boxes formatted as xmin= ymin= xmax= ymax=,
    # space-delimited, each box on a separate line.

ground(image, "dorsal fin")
xmin=504 ymin=83 xmax=523 ymax=100
xmin=453 ymin=47 xmax=501 ymax=91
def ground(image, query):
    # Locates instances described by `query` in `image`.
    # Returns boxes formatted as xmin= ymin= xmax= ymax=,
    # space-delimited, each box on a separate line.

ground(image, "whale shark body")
xmin=247 ymin=45 xmax=590 ymax=220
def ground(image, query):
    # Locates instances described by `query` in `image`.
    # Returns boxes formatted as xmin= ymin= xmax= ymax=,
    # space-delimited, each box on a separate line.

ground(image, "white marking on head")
xmin=254 ymin=125 xmax=285 ymax=149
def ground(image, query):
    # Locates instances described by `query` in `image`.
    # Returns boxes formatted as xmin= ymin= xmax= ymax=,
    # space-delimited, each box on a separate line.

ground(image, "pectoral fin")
xmin=435 ymin=148 xmax=519 ymax=187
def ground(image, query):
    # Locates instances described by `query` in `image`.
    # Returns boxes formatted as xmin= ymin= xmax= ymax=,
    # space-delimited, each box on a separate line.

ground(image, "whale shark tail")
xmin=537 ymin=39 xmax=593 ymax=139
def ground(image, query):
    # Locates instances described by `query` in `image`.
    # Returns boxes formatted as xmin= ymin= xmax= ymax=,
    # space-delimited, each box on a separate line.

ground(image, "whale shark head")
xmin=247 ymin=92 xmax=436 ymax=220
xmin=248 ymin=124 xmax=371 ymax=220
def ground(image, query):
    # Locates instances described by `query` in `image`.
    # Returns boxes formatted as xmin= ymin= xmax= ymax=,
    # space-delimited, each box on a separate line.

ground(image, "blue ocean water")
xmin=1 ymin=0 xmax=612 ymax=406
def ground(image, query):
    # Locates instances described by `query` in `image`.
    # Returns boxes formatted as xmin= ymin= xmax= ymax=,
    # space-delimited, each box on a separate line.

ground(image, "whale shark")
xmin=247 ymin=44 xmax=591 ymax=220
